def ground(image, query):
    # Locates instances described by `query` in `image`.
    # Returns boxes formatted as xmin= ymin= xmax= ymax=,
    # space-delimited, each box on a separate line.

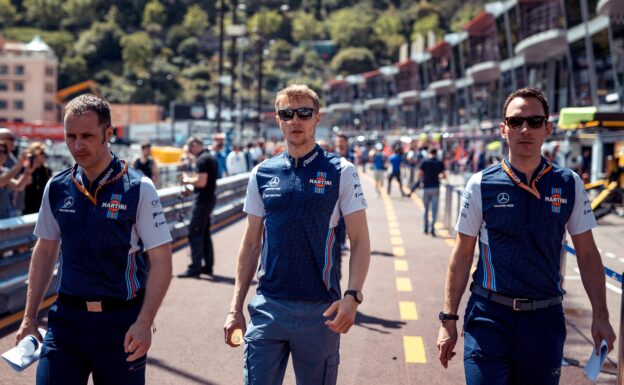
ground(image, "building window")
xmin=0 ymin=81 xmax=7 ymax=91
xmin=13 ymin=118 xmax=23 ymax=123
xmin=570 ymin=39 xmax=591 ymax=106
xmin=15 ymin=65 xmax=24 ymax=75
xmin=592 ymin=28 xmax=616 ymax=105
xmin=587 ymin=0 xmax=598 ymax=20
xmin=0 ymin=65 xmax=7 ymax=75
xmin=0 ymin=100 xmax=7 ymax=109
xmin=497 ymin=16 xmax=510 ymax=60
xmin=14 ymin=82 xmax=24 ymax=92
xmin=565 ymin=0 xmax=583 ymax=28
xmin=45 ymin=66 xmax=55 ymax=77
xmin=45 ymin=83 xmax=55 ymax=93
xmin=14 ymin=100 xmax=24 ymax=110
xmin=44 ymin=102 xmax=54 ymax=111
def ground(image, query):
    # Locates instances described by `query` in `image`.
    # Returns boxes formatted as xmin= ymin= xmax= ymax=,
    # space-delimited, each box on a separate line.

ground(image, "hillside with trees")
xmin=0 ymin=0 xmax=489 ymax=107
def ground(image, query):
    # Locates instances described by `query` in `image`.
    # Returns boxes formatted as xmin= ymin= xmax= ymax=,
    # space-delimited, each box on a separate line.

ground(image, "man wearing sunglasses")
xmin=438 ymin=87 xmax=615 ymax=385
xmin=224 ymin=84 xmax=370 ymax=385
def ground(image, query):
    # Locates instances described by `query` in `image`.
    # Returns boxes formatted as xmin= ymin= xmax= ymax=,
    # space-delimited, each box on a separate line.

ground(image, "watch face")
xmin=355 ymin=291 xmax=363 ymax=303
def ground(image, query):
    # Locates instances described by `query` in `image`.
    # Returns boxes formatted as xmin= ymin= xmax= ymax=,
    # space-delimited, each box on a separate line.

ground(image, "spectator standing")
xmin=23 ymin=142 xmax=52 ymax=215
xmin=412 ymin=148 xmax=446 ymax=236
xmin=177 ymin=137 xmax=219 ymax=278
xmin=370 ymin=143 xmax=387 ymax=197
xmin=387 ymin=147 xmax=407 ymax=197
xmin=0 ymin=140 xmax=32 ymax=218
xmin=132 ymin=143 xmax=160 ymax=188
xmin=226 ymin=145 xmax=249 ymax=175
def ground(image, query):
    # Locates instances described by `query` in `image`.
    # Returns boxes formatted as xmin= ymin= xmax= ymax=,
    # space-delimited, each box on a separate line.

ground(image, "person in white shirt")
xmin=226 ymin=145 xmax=249 ymax=175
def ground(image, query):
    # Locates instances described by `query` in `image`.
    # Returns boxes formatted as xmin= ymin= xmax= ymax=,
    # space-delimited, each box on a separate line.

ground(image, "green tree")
xmin=75 ymin=13 xmax=123 ymax=67
xmin=0 ymin=0 xmax=18 ymax=27
xmin=177 ymin=37 xmax=200 ymax=61
xmin=248 ymin=10 xmax=283 ymax=39
xmin=23 ymin=0 xmax=64 ymax=29
xmin=327 ymin=6 xmax=373 ymax=49
xmin=373 ymin=8 xmax=405 ymax=60
xmin=142 ymin=0 xmax=167 ymax=32
xmin=121 ymin=32 xmax=153 ymax=77
xmin=291 ymin=11 xmax=324 ymax=41
xmin=183 ymin=4 xmax=210 ymax=36
xmin=330 ymin=47 xmax=376 ymax=75
xmin=62 ymin=0 xmax=96 ymax=29
xmin=59 ymin=54 xmax=89 ymax=88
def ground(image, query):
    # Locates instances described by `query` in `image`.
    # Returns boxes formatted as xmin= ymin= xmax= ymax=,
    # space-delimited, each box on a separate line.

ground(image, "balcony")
xmin=597 ymin=0 xmax=621 ymax=16
xmin=428 ymin=79 xmax=455 ymax=95
xmin=466 ymin=61 xmax=501 ymax=83
xmin=515 ymin=1 xmax=567 ymax=61
xmin=363 ymin=98 xmax=387 ymax=109
xmin=397 ymin=90 xmax=420 ymax=104
xmin=328 ymin=103 xmax=353 ymax=113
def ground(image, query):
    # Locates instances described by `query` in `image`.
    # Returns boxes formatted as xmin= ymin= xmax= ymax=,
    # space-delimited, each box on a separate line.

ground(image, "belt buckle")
xmin=86 ymin=301 xmax=103 ymax=312
xmin=512 ymin=298 xmax=531 ymax=311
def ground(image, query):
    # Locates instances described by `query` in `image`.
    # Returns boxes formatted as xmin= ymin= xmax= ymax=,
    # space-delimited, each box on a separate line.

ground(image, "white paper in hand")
xmin=584 ymin=339 xmax=609 ymax=384
xmin=1 ymin=328 xmax=47 ymax=372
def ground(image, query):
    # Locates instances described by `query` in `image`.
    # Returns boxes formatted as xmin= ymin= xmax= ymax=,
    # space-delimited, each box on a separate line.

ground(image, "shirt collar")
xmin=284 ymin=144 xmax=322 ymax=168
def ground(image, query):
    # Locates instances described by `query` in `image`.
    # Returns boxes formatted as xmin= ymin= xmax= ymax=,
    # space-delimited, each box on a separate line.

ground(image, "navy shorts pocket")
xmin=323 ymin=353 xmax=340 ymax=385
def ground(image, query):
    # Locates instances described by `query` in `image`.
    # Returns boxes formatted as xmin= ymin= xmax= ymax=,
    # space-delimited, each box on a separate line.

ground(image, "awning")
xmin=558 ymin=107 xmax=597 ymax=129
xmin=559 ymin=107 xmax=624 ymax=130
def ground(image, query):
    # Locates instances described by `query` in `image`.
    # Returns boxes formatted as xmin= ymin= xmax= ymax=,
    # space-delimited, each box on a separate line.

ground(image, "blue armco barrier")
xmin=564 ymin=244 xmax=623 ymax=283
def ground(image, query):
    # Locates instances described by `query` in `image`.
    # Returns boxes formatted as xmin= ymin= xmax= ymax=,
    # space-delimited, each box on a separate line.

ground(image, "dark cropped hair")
xmin=64 ymin=94 xmax=112 ymax=129
xmin=502 ymin=87 xmax=549 ymax=118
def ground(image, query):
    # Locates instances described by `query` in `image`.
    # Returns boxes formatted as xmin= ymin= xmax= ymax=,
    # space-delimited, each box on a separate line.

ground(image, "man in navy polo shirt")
xmin=437 ymin=88 xmax=615 ymax=385
xmin=16 ymin=94 xmax=173 ymax=385
xmin=223 ymin=84 xmax=371 ymax=385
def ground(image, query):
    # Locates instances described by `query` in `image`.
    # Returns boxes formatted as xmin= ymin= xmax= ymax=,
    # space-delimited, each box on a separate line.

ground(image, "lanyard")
xmin=501 ymin=158 xmax=551 ymax=200
xmin=70 ymin=160 xmax=129 ymax=205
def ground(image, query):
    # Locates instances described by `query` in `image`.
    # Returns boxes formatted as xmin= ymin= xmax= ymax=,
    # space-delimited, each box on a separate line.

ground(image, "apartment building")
xmin=324 ymin=0 xmax=623 ymax=134
xmin=0 ymin=35 xmax=58 ymax=124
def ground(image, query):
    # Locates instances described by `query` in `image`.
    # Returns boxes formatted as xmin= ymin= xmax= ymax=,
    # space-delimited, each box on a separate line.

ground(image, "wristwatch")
xmin=438 ymin=311 xmax=459 ymax=321
xmin=344 ymin=290 xmax=363 ymax=304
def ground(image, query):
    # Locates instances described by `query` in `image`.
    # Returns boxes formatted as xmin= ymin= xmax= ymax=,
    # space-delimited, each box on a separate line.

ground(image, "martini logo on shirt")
xmin=545 ymin=188 xmax=567 ymax=213
xmin=310 ymin=172 xmax=332 ymax=194
xmin=102 ymin=193 xmax=127 ymax=219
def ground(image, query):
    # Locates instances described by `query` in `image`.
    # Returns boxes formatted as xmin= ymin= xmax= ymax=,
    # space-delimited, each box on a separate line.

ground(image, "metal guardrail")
xmin=0 ymin=172 xmax=251 ymax=317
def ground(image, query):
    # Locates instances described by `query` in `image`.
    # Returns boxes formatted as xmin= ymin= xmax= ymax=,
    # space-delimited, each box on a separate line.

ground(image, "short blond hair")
xmin=274 ymin=84 xmax=320 ymax=113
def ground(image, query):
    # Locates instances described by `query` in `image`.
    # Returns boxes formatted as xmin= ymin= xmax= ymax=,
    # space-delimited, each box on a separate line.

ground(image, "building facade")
xmin=0 ymin=36 xmax=58 ymax=124
xmin=324 ymin=0 xmax=623 ymax=135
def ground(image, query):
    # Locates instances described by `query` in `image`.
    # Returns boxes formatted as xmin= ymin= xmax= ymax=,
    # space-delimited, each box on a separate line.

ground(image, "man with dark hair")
xmin=411 ymin=147 xmax=446 ymax=236
xmin=437 ymin=87 xmax=615 ymax=385
xmin=16 ymin=94 xmax=173 ymax=385
xmin=177 ymin=136 xmax=219 ymax=278
xmin=223 ymin=84 xmax=370 ymax=385
xmin=132 ymin=143 xmax=160 ymax=187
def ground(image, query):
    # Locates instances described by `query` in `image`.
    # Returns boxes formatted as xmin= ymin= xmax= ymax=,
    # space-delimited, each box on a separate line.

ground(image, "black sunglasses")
xmin=504 ymin=116 xmax=547 ymax=129
xmin=278 ymin=107 xmax=314 ymax=121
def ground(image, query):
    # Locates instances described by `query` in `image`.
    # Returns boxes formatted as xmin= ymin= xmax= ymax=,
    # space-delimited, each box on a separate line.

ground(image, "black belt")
xmin=58 ymin=290 xmax=144 ymax=313
xmin=470 ymin=283 xmax=563 ymax=311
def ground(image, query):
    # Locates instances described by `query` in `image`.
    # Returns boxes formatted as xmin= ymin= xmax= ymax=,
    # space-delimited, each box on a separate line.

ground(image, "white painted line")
xmin=606 ymin=282 xmax=622 ymax=295
xmin=604 ymin=252 xmax=616 ymax=259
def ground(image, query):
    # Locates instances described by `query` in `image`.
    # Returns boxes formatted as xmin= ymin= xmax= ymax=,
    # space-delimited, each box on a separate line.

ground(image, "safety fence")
xmin=0 ymin=172 xmax=251 ymax=317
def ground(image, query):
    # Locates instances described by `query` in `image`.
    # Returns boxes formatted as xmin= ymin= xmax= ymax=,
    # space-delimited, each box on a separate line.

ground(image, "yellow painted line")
xmin=445 ymin=239 xmax=455 ymax=248
xmin=387 ymin=215 xmax=397 ymax=222
xmin=396 ymin=277 xmax=413 ymax=292
xmin=399 ymin=301 xmax=418 ymax=320
xmin=394 ymin=259 xmax=408 ymax=271
xmin=390 ymin=237 xmax=403 ymax=245
xmin=388 ymin=222 xmax=399 ymax=229
xmin=389 ymin=228 xmax=401 ymax=236
xmin=393 ymin=247 xmax=406 ymax=256
xmin=0 ymin=295 xmax=58 ymax=330
xmin=404 ymin=336 xmax=427 ymax=363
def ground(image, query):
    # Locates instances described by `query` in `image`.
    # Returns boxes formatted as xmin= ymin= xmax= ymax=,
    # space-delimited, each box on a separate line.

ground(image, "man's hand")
xmin=437 ymin=321 xmax=458 ymax=368
xmin=124 ymin=320 xmax=152 ymax=362
xmin=223 ymin=311 xmax=247 ymax=347
xmin=592 ymin=316 xmax=616 ymax=353
xmin=16 ymin=317 xmax=43 ymax=345
xmin=323 ymin=297 xmax=358 ymax=334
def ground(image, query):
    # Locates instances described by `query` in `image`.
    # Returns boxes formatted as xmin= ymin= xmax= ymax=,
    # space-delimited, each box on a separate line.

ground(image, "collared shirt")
xmin=35 ymin=154 xmax=172 ymax=300
xmin=244 ymin=144 xmax=367 ymax=302
xmin=456 ymin=157 xmax=596 ymax=298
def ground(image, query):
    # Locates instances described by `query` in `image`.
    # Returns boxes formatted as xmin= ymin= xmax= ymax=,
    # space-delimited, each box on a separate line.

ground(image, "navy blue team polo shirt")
xmin=457 ymin=157 xmax=596 ymax=299
xmin=244 ymin=144 xmax=367 ymax=302
xmin=34 ymin=154 xmax=172 ymax=301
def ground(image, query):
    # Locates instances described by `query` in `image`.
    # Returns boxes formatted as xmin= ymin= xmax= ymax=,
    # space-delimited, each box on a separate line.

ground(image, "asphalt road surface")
xmin=0 ymin=171 xmax=621 ymax=384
